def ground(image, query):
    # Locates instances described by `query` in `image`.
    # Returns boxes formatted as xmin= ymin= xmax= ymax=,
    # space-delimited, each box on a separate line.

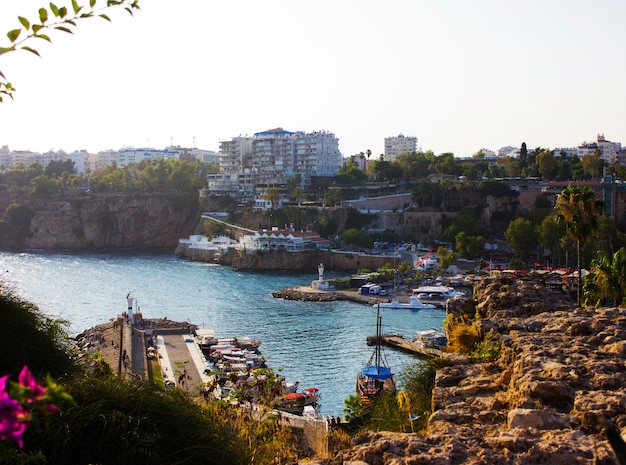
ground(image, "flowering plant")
xmin=0 ymin=366 xmax=74 ymax=449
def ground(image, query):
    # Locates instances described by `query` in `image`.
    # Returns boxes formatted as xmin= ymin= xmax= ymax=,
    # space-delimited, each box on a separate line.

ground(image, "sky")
xmin=0 ymin=0 xmax=625 ymax=158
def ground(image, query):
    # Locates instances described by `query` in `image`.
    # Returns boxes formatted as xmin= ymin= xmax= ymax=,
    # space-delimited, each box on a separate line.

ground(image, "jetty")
xmin=369 ymin=334 xmax=462 ymax=361
xmin=272 ymin=286 xmax=383 ymax=305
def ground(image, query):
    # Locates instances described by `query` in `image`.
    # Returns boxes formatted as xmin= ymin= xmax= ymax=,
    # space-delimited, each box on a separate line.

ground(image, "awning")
xmin=361 ymin=365 xmax=394 ymax=381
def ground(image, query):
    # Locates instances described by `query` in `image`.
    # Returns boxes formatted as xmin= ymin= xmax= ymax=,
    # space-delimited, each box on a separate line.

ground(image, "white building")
xmin=189 ymin=148 xmax=219 ymax=165
xmin=477 ymin=148 xmax=497 ymax=159
xmin=218 ymin=136 xmax=254 ymax=174
xmin=384 ymin=134 xmax=417 ymax=161
xmin=498 ymin=146 xmax=519 ymax=158
xmin=596 ymin=134 xmax=621 ymax=164
xmin=207 ymin=128 xmax=342 ymax=200
xmin=552 ymin=147 xmax=577 ymax=159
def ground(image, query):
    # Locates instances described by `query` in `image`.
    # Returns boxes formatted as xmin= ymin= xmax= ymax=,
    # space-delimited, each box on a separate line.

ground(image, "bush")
xmin=470 ymin=332 xmax=501 ymax=362
xmin=397 ymin=359 xmax=448 ymax=432
xmin=26 ymin=376 xmax=247 ymax=465
xmin=0 ymin=290 xmax=77 ymax=380
xmin=444 ymin=314 xmax=482 ymax=355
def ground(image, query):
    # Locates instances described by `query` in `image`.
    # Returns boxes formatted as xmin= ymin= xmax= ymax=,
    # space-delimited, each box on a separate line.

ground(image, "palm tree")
xmin=554 ymin=186 xmax=603 ymax=306
xmin=588 ymin=247 xmax=626 ymax=307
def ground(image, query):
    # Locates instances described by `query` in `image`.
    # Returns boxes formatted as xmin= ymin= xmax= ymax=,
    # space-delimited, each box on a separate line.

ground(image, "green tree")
xmin=587 ymin=247 xmax=626 ymax=307
xmin=1 ymin=0 xmax=141 ymax=102
xmin=31 ymin=174 xmax=59 ymax=196
xmin=428 ymin=152 xmax=458 ymax=176
xmin=477 ymin=179 xmax=516 ymax=198
xmin=317 ymin=215 xmax=338 ymax=239
xmin=436 ymin=246 xmax=457 ymax=273
xmin=323 ymin=188 xmax=344 ymax=207
xmin=342 ymin=228 xmax=373 ymax=248
xmin=555 ymin=186 xmax=603 ymax=306
xmin=536 ymin=150 xmax=558 ymax=180
xmin=581 ymin=151 xmax=604 ymax=180
xmin=455 ymin=231 xmax=485 ymax=260
xmin=520 ymin=142 xmax=528 ymax=170
xmin=504 ymin=217 xmax=537 ymax=265
xmin=536 ymin=214 xmax=566 ymax=268
xmin=45 ymin=159 xmax=76 ymax=178
xmin=1 ymin=162 xmax=44 ymax=188
xmin=291 ymin=186 xmax=304 ymax=207
xmin=497 ymin=156 xmax=521 ymax=178
xmin=396 ymin=151 xmax=433 ymax=179
xmin=442 ymin=208 xmax=479 ymax=244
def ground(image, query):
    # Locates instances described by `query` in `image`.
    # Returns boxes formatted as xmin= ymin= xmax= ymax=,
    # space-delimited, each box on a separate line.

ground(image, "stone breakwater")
xmin=272 ymin=287 xmax=382 ymax=305
xmin=325 ymin=277 xmax=626 ymax=465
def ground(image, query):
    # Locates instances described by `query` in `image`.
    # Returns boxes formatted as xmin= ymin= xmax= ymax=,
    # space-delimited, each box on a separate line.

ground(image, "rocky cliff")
xmin=326 ymin=277 xmax=626 ymax=465
xmin=5 ymin=194 xmax=198 ymax=249
xmin=175 ymin=245 xmax=399 ymax=272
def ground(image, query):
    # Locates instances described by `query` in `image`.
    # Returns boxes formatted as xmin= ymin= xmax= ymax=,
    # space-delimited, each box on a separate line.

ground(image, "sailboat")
xmin=356 ymin=304 xmax=395 ymax=406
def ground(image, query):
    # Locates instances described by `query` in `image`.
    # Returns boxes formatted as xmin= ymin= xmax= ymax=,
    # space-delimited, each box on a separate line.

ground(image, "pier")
xmin=369 ymin=334 xmax=461 ymax=361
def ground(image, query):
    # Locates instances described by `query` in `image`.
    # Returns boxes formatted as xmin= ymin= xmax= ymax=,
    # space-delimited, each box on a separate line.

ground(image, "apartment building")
xmin=384 ymin=134 xmax=417 ymax=161
xmin=207 ymin=128 xmax=342 ymax=201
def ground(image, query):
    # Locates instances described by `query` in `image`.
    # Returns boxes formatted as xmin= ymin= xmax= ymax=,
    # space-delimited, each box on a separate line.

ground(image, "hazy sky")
xmin=1 ymin=0 xmax=625 ymax=158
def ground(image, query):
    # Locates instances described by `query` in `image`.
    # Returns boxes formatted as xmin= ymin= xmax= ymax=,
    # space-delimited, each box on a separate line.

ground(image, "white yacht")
xmin=412 ymin=285 xmax=465 ymax=306
xmin=376 ymin=295 xmax=438 ymax=311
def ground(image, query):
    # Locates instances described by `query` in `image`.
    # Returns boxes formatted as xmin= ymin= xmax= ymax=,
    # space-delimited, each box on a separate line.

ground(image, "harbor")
xmin=5 ymin=250 xmax=448 ymax=416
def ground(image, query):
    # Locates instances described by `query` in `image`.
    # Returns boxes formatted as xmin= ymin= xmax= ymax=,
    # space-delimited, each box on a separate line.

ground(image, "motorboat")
xmin=376 ymin=296 xmax=438 ymax=311
xmin=415 ymin=329 xmax=448 ymax=349
xmin=412 ymin=285 xmax=465 ymax=306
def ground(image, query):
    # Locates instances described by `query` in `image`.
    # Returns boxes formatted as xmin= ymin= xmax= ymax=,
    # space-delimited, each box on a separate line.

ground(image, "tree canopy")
xmin=1 ymin=0 xmax=140 ymax=102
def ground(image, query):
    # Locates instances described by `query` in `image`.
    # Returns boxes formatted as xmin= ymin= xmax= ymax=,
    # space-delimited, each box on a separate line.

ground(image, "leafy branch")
xmin=0 ymin=0 xmax=140 ymax=103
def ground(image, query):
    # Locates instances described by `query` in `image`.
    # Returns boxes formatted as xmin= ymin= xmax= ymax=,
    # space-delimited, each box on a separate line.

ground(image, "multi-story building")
xmin=207 ymin=128 xmax=342 ymax=201
xmin=294 ymin=130 xmax=341 ymax=178
xmin=596 ymin=134 xmax=621 ymax=165
xmin=0 ymin=145 xmax=10 ymax=169
xmin=384 ymin=134 xmax=417 ymax=161
xmin=498 ymin=146 xmax=520 ymax=158
xmin=218 ymin=137 xmax=254 ymax=174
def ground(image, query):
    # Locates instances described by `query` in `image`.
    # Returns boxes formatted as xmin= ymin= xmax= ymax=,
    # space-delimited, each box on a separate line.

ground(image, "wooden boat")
xmin=356 ymin=304 xmax=395 ymax=406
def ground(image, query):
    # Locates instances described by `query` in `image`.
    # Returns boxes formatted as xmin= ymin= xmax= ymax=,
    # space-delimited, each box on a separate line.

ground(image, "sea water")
xmin=0 ymin=249 xmax=447 ymax=416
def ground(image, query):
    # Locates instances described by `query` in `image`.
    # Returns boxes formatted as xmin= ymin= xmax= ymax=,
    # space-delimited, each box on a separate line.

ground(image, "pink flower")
xmin=17 ymin=366 xmax=46 ymax=402
xmin=0 ymin=390 xmax=30 ymax=449
xmin=45 ymin=403 xmax=59 ymax=415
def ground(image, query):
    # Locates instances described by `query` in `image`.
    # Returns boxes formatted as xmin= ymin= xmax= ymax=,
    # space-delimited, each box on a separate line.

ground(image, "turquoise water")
xmin=0 ymin=250 xmax=447 ymax=415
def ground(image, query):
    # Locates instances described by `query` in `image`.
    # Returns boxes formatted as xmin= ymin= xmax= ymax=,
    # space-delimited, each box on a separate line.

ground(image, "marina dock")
xmin=370 ymin=334 xmax=460 ymax=361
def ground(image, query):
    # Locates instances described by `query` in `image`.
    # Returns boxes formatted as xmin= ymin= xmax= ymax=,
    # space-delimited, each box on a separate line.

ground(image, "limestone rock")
xmin=323 ymin=277 xmax=626 ymax=465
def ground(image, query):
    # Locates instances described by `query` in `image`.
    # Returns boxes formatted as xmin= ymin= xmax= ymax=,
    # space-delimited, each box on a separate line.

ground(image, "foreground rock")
xmin=327 ymin=277 xmax=625 ymax=465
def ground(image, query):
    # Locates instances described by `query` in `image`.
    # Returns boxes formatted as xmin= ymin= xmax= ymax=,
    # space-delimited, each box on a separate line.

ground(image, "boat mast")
xmin=375 ymin=304 xmax=381 ymax=374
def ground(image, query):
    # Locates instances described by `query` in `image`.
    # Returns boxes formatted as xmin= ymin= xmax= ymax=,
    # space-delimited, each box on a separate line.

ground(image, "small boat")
xmin=356 ymin=304 xmax=395 ymax=406
xmin=196 ymin=330 xmax=262 ymax=354
xmin=302 ymin=387 xmax=320 ymax=406
xmin=415 ymin=329 xmax=448 ymax=349
xmin=234 ymin=336 xmax=261 ymax=351
xmin=281 ymin=392 xmax=306 ymax=414
xmin=279 ymin=385 xmax=320 ymax=415
xmin=195 ymin=329 xmax=218 ymax=350
xmin=377 ymin=296 xmax=438 ymax=311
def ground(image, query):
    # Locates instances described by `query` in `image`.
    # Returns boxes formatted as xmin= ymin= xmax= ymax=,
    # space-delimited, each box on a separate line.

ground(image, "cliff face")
xmin=175 ymin=245 xmax=399 ymax=272
xmin=329 ymin=277 xmax=626 ymax=465
xmin=15 ymin=195 xmax=198 ymax=249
